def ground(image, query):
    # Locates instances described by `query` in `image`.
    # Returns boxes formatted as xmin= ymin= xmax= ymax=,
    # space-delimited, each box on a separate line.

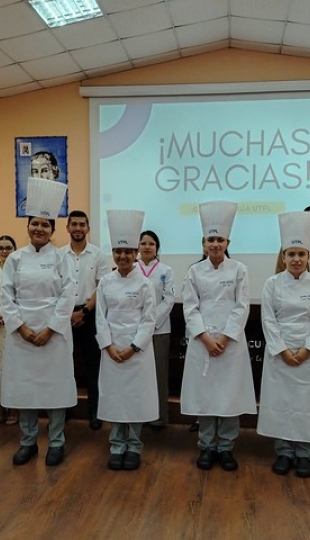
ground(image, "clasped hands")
xmin=199 ymin=332 xmax=229 ymax=357
xmin=106 ymin=344 xmax=135 ymax=363
xmin=281 ymin=348 xmax=309 ymax=367
xmin=18 ymin=324 xmax=54 ymax=347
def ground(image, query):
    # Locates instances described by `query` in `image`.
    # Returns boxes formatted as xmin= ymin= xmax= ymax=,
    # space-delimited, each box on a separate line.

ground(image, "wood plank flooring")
xmin=1 ymin=420 xmax=310 ymax=540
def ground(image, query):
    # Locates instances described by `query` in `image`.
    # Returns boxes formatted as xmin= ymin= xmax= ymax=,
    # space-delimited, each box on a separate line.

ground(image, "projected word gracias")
xmin=155 ymin=129 xmax=310 ymax=192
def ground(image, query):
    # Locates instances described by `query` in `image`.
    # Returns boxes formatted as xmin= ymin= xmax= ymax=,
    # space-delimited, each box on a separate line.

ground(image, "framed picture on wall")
xmin=15 ymin=136 xmax=68 ymax=217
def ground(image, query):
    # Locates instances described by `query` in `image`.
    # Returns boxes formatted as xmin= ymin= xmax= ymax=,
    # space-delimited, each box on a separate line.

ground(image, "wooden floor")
xmin=1 ymin=420 xmax=310 ymax=540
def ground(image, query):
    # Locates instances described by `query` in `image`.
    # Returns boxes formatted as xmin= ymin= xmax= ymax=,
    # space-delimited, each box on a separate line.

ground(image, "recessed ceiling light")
xmin=29 ymin=0 xmax=103 ymax=28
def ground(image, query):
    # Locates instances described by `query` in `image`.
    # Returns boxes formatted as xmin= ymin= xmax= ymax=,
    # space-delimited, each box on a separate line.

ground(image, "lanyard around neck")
xmin=137 ymin=259 xmax=159 ymax=278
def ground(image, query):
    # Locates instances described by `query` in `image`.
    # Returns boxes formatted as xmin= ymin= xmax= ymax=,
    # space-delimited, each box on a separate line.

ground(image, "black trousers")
xmin=72 ymin=310 xmax=101 ymax=419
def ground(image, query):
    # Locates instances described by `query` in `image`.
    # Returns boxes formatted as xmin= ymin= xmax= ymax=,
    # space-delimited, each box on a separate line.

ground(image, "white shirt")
xmin=61 ymin=241 xmax=108 ymax=306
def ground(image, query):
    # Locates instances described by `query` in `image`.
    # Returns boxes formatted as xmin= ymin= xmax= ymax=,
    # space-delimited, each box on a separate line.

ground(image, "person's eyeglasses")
xmin=0 ymin=246 xmax=14 ymax=252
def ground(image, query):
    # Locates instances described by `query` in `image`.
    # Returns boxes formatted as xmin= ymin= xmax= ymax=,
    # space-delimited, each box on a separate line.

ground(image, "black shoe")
xmin=272 ymin=455 xmax=293 ymax=475
xmin=45 ymin=446 xmax=65 ymax=466
xmin=89 ymin=418 xmax=102 ymax=431
xmin=296 ymin=457 xmax=310 ymax=478
xmin=219 ymin=451 xmax=238 ymax=471
xmin=107 ymin=453 xmax=125 ymax=470
xmin=123 ymin=451 xmax=141 ymax=470
xmin=189 ymin=422 xmax=199 ymax=432
xmin=196 ymin=449 xmax=218 ymax=470
xmin=13 ymin=444 xmax=38 ymax=465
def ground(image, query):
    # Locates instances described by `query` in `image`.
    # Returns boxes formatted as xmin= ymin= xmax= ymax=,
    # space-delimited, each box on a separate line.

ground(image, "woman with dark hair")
xmin=96 ymin=211 xmax=158 ymax=471
xmin=200 ymin=236 xmax=230 ymax=262
xmin=181 ymin=201 xmax=256 ymax=472
xmin=0 ymin=235 xmax=18 ymax=425
xmin=0 ymin=235 xmax=17 ymax=255
xmin=138 ymin=230 xmax=175 ymax=430
xmin=258 ymin=211 xmax=310 ymax=478
xmin=1 ymin=215 xmax=76 ymax=466
xmin=188 ymin=236 xmax=230 ymax=433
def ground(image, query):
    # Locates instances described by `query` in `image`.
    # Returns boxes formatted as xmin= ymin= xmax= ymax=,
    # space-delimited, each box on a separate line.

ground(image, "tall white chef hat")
xmin=26 ymin=177 xmax=67 ymax=219
xmin=199 ymin=200 xmax=237 ymax=239
xmin=107 ymin=209 xmax=145 ymax=249
xmin=279 ymin=211 xmax=310 ymax=251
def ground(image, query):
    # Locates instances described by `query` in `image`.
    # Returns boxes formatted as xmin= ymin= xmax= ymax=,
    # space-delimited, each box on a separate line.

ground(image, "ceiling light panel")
xmin=29 ymin=0 xmax=103 ymax=28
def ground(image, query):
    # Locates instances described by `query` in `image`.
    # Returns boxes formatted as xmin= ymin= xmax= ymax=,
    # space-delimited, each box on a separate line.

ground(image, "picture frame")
xmin=15 ymin=136 xmax=68 ymax=217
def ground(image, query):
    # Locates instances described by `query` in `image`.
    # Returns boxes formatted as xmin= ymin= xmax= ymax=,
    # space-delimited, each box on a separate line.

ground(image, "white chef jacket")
xmin=96 ymin=266 xmax=159 ymax=423
xmin=136 ymin=260 xmax=175 ymax=334
xmin=0 ymin=268 xmax=4 ymax=390
xmin=0 ymin=267 xmax=2 ymax=318
xmin=1 ymin=243 xmax=77 ymax=409
xmin=257 ymin=270 xmax=310 ymax=442
xmin=181 ymin=256 xmax=257 ymax=416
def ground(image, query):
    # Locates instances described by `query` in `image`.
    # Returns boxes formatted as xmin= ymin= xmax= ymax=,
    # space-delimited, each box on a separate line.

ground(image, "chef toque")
xmin=279 ymin=211 xmax=310 ymax=251
xmin=107 ymin=209 xmax=145 ymax=249
xmin=26 ymin=177 xmax=67 ymax=219
xmin=199 ymin=201 xmax=237 ymax=239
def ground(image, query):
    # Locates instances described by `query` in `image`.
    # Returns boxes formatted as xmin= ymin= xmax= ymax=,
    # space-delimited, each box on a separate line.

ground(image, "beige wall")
xmin=1 ymin=48 xmax=310 ymax=248
xmin=0 ymin=82 xmax=89 ymax=248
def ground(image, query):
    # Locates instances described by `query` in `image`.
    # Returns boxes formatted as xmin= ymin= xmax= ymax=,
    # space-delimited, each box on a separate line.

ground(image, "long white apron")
xmin=257 ymin=271 xmax=310 ymax=442
xmin=1 ymin=245 xmax=77 ymax=409
xmin=96 ymin=268 xmax=158 ymax=423
xmin=0 ymin=267 xmax=4 ymax=399
xmin=181 ymin=257 xmax=257 ymax=416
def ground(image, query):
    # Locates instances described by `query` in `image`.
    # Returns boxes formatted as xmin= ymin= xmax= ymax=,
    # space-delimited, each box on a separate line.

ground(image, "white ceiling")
xmin=1 ymin=0 xmax=310 ymax=98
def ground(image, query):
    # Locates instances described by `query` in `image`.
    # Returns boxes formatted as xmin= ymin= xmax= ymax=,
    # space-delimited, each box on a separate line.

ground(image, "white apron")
xmin=0 ymin=267 xmax=4 ymax=400
xmin=257 ymin=271 xmax=310 ymax=442
xmin=96 ymin=267 xmax=158 ymax=423
xmin=1 ymin=243 xmax=77 ymax=409
xmin=181 ymin=257 xmax=257 ymax=416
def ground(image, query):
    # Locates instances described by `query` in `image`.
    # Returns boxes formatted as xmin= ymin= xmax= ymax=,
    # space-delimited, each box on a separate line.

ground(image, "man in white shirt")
xmin=62 ymin=210 xmax=108 ymax=430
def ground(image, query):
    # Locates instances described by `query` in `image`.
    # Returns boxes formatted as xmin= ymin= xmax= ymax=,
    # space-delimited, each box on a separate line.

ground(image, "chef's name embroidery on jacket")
xmin=300 ymin=294 xmax=310 ymax=301
xmin=40 ymin=264 xmax=54 ymax=269
xmin=219 ymin=280 xmax=234 ymax=287
xmin=125 ymin=291 xmax=139 ymax=298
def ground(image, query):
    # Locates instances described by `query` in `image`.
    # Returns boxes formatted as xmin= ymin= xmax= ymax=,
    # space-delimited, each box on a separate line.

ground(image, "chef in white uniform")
xmin=96 ymin=210 xmax=158 ymax=471
xmin=257 ymin=211 xmax=310 ymax=478
xmin=1 ymin=177 xmax=76 ymax=466
xmin=181 ymin=201 xmax=257 ymax=472
xmin=138 ymin=230 xmax=175 ymax=429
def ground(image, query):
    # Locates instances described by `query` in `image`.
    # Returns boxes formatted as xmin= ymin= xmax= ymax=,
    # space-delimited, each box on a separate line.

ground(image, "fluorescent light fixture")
xmin=29 ymin=0 xmax=103 ymax=28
